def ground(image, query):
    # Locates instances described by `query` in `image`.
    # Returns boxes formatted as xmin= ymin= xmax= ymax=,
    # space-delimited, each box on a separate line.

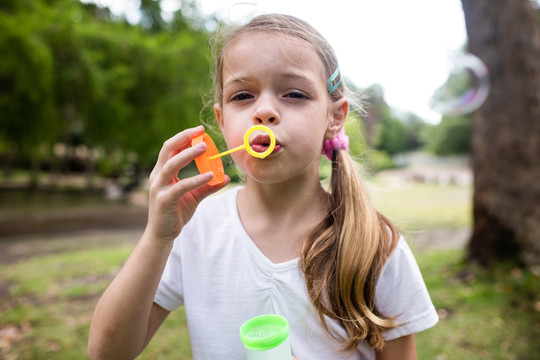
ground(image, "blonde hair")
xmin=210 ymin=13 xmax=400 ymax=352
xmin=211 ymin=13 xmax=344 ymax=105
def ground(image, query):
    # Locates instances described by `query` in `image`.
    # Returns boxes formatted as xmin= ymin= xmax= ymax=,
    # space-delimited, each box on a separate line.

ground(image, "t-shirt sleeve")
xmin=154 ymin=234 xmax=185 ymax=311
xmin=375 ymin=237 xmax=439 ymax=340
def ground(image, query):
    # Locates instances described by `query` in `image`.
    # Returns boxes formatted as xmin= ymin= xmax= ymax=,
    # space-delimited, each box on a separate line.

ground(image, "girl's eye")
xmin=231 ymin=93 xmax=253 ymax=101
xmin=285 ymin=91 xmax=308 ymax=99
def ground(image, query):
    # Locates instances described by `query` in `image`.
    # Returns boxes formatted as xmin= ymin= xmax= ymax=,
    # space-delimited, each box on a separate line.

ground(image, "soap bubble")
xmin=429 ymin=52 xmax=490 ymax=116
xmin=225 ymin=2 xmax=264 ymax=25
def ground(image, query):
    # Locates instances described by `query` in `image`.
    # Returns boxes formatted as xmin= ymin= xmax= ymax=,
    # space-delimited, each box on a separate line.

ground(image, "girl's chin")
xmin=241 ymin=167 xmax=285 ymax=185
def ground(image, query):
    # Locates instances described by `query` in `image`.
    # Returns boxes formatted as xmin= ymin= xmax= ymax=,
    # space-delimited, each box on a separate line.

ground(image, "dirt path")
xmin=0 ymin=227 xmax=144 ymax=265
xmin=0 ymin=226 xmax=469 ymax=266
xmin=405 ymin=227 xmax=470 ymax=253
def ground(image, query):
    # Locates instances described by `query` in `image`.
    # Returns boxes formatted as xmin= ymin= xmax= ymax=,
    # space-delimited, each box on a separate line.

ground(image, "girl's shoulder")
xmin=377 ymin=235 xmax=431 ymax=302
xmin=383 ymin=235 xmax=417 ymax=271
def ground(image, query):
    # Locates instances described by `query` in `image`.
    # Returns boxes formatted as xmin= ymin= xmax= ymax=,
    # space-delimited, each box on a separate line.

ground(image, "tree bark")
xmin=461 ymin=0 xmax=540 ymax=265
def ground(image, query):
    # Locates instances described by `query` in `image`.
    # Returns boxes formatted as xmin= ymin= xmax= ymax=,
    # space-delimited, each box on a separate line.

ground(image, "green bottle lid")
xmin=239 ymin=314 xmax=290 ymax=351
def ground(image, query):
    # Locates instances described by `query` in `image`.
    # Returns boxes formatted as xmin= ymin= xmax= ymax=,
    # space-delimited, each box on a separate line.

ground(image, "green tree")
xmin=139 ymin=0 xmax=166 ymax=32
xmin=374 ymin=114 xmax=408 ymax=155
xmin=0 ymin=0 xmax=60 ymax=183
xmin=362 ymin=85 xmax=408 ymax=156
xmin=424 ymin=116 xmax=471 ymax=155
xmin=0 ymin=0 xmax=213 ymax=182
xmin=401 ymin=112 xmax=429 ymax=151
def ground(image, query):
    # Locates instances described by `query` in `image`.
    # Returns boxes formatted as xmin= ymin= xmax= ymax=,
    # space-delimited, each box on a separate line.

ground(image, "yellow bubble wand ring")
xmin=191 ymin=125 xmax=276 ymax=186
xmin=209 ymin=125 xmax=276 ymax=160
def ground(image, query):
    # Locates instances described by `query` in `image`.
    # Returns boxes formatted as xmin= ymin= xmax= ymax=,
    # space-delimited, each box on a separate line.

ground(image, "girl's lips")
xmin=249 ymin=134 xmax=281 ymax=155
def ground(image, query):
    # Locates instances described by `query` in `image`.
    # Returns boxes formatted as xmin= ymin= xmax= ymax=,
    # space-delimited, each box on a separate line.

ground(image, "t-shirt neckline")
xmin=228 ymin=186 xmax=300 ymax=271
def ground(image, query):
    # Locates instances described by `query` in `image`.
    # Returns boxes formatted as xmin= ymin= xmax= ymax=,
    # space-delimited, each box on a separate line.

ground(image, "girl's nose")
xmin=253 ymin=97 xmax=280 ymax=125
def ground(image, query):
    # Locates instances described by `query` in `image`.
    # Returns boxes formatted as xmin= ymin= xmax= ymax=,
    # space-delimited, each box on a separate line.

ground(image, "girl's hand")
xmin=146 ymin=125 xmax=230 ymax=243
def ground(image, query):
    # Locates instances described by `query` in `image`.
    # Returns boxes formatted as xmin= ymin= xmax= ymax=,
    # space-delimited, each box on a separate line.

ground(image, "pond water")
xmin=0 ymin=188 xmax=128 ymax=217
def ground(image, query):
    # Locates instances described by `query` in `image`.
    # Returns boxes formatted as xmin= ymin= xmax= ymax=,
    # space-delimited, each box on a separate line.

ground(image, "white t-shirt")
xmin=155 ymin=187 xmax=438 ymax=359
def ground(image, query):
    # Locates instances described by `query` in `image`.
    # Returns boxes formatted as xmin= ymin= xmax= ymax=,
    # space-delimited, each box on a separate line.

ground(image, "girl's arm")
xmin=292 ymin=334 xmax=416 ymax=360
xmin=87 ymin=126 xmax=229 ymax=359
xmin=376 ymin=334 xmax=417 ymax=360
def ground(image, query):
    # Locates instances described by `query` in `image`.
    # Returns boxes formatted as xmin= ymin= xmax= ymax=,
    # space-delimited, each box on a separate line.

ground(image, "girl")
xmin=88 ymin=14 xmax=438 ymax=360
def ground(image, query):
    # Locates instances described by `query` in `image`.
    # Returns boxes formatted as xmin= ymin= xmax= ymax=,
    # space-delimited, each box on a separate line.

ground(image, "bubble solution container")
xmin=239 ymin=314 xmax=291 ymax=360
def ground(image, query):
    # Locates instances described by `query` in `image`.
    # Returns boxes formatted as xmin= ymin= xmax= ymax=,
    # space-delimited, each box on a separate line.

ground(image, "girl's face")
xmin=214 ymin=32 xmax=346 ymax=184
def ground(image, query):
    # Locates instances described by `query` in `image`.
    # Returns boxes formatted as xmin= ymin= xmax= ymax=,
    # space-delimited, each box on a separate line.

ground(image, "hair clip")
xmin=328 ymin=67 xmax=342 ymax=94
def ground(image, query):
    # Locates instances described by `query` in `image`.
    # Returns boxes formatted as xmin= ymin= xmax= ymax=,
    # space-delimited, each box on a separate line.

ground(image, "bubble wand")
xmin=191 ymin=125 xmax=276 ymax=186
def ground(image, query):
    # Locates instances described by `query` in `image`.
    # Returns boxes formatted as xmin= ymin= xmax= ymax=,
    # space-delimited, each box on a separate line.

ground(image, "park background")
xmin=0 ymin=0 xmax=539 ymax=359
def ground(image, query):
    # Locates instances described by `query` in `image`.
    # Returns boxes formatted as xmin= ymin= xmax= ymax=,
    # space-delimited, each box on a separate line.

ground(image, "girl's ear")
xmin=214 ymin=103 xmax=224 ymax=130
xmin=325 ymin=98 xmax=349 ymax=139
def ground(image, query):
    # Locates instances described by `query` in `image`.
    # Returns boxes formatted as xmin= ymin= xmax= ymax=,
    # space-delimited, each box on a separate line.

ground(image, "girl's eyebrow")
xmin=223 ymin=76 xmax=254 ymax=89
xmin=279 ymin=71 xmax=315 ymax=83
xmin=281 ymin=72 xmax=319 ymax=89
xmin=282 ymin=72 xmax=307 ymax=80
xmin=224 ymin=72 xmax=317 ymax=88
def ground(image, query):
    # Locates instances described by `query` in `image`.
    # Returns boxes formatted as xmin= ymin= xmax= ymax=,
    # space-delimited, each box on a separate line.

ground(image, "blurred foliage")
xmin=424 ymin=116 xmax=472 ymax=156
xmin=0 ymin=0 xmax=472 ymax=185
xmin=356 ymin=85 xmax=436 ymax=172
xmin=362 ymin=85 xmax=407 ymax=155
xmin=375 ymin=113 xmax=408 ymax=155
xmin=0 ymin=0 xmax=212 ymax=172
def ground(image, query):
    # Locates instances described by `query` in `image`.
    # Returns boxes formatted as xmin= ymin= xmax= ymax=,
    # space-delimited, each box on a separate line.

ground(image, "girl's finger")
xmin=154 ymin=125 xmax=205 ymax=172
xmin=187 ymin=175 xmax=231 ymax=204
xmin=154 ymin=142 xmax=208 ymax=188
xmin=169 ymin=171 xmax=215 ymax=200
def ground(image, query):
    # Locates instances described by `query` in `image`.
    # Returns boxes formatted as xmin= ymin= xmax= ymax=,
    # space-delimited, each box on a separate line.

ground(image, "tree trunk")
xmin=461 ymin=0 xmax=540 ymax=265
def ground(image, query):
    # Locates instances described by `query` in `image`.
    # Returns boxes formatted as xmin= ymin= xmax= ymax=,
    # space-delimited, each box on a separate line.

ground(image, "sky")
xmin=87 ymin=0 xmax=468 ymax=123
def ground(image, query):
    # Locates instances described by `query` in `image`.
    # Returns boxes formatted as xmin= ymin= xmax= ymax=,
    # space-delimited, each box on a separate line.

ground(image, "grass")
xmin=0 ymin=244 xmax=192 ymax=359
xmin=0 ymin=245 xmax=130 ymax=359
xmin=1 ymin=183 xmax=537 ymax=359
xmin=368 ymin=181 xmax=472 ymax=230
xmin=416 ymin=249 xmax=540 ymax=360
xmin=2 ymin=244 xmax=539 ymax=359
